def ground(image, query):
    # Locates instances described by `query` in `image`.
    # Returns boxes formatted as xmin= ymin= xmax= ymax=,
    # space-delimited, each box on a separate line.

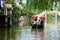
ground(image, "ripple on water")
xmin=44 ymin=25 xmax=60 ymax=40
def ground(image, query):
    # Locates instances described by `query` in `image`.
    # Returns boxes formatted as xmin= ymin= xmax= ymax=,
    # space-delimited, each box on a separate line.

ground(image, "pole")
xmin=44 ymin=11 xmax=47 ymax=27
xmin=55 ymin=12 xmax=57 ymax=27
xmin=5 ymin=8 xmax=8 ymax=27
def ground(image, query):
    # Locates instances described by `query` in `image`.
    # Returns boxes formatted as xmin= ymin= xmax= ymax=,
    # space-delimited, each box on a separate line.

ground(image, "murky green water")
xmin=0 ymin=25 xmax=60 ymax=40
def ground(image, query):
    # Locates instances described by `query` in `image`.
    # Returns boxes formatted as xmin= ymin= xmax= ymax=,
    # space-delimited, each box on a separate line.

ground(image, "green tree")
xmin=27 ymin=0 xmax=60 ymax=14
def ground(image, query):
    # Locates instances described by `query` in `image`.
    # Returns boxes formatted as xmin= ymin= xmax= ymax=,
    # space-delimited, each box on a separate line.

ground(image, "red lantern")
xmin=35 ymin=16 xmax=38 ymax=19
xmin=32 ymin=16 xmax=35 ymax=20
xmin=40 ymin=16 xmax=45 ymax=21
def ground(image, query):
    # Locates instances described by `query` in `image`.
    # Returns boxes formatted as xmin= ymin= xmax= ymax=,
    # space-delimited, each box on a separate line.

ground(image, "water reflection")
xmin=0 ymin=28 xmax=10 ymax=40
xmin=0 ymin=27 xmax=21 ymax=40
xmin=0 ymin=26 xmax=60 ymax=40
xmin=45 ymin=25 xmax=60 ymax=40
xmin=31 ymin=29 xmax=44 ymax=40
xmin=40 ymin=30 xmax=44 ymax=40
xmin=0 ymin=28 xmax=6 ymax=40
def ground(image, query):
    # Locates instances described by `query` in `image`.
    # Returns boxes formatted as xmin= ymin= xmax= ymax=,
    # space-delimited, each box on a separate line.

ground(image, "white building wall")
xmin=14 ymin=0 xmax=20 ymax=3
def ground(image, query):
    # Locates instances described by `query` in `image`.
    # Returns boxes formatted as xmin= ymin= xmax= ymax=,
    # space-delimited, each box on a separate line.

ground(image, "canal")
xmin=0 ymin=13 xmax=60 ymax=40
xmin=0 ymin=25 xmax=60 ymax=40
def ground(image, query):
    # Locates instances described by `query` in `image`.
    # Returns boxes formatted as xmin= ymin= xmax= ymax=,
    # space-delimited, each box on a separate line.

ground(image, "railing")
xmin=44 ymin=11 xmax=60 ymax=27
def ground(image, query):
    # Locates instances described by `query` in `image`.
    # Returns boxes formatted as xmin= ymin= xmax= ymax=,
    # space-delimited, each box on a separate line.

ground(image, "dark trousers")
xmin=37 ymin=21 xmax=44 ymax=29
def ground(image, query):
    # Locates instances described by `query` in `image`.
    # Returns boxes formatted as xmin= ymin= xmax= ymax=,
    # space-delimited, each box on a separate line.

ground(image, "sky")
xmin=22 ymin=0 xmax=27 ymax=4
